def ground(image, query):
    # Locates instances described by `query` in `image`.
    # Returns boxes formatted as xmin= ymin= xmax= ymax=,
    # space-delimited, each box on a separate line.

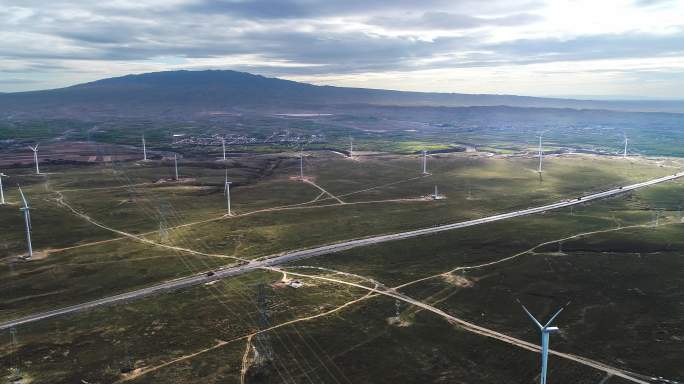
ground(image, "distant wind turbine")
xmin=222 ymin=138 xmax=227 ymax=161
xmin=519 ymin=300 xmax=571 ymax=384
xmin=18 ymin=185 xmax=33 ymax=258
xmin=174 ymin=154 xmax=179 ymax=181
xmin=349 ymin=137 xmax=354 ymax=159
xmin=224 ymin=169 xmax=232 ymax=216
xmin=422 ymin=150 xmax=428 ymax=175
xmin=0 ymin=172 xmax=6 ymax=205
xmin=299 ymin=148 xmax=304 ymax=179
xmin=623 ymin=134 xmax=628 ymax=158
xmin=537 ymin=133 xmax=544 ymax=173
xmin=29 ymin=144 xmax=40 ymax=174
xmin=142 ymin=135 xmax=147 ymax=161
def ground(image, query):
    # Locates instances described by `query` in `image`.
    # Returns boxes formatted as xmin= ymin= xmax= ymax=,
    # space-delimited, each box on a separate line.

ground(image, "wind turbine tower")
xmin=142 ymin=135 xmax=147 ymax=161
xmin=18 ymin=185 xmax=33 ymax=259
xmin=349 ymin=137 xmax=354 ymax=159
xmin=0 ymin=172 xmax=6 ymax=205
xmin=224 ymin=170 xmax=233 ymax=216
xmin=222 ymin=138 xmax=227 ymax=161
xmin=299 ymin=150 xmax=304 ymax=179
xmin=519 ymin=300 xmax=570 ymax=384
xmin=29 ymin=144 xmax=40 ymax=175
xmin=174 ymin=154 xmax=179 ymax=181
xmin=623 ymin=135 xmax=628 ymax=158
xmin=422 ymin=150 xmax=428 ymax=174
xmin=538 ymin=134 xmax=544 ymax=173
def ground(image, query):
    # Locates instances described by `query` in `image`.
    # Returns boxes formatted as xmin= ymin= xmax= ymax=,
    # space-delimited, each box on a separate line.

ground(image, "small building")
xmin=286 ymin=279 xmax=304 ymax=289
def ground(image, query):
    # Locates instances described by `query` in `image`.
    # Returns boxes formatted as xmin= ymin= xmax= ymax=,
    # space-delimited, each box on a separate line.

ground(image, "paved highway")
xmin=2 ymin=172 xmax=682 ymax=330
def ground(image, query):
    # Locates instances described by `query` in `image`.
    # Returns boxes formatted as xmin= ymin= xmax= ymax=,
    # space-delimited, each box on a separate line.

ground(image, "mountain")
xmin=1 ymin=70 xmax=683 ymax=119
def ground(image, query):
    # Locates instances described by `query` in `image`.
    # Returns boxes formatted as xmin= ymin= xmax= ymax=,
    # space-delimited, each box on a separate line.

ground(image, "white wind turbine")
xmin=422 ymin=150 xmax=428 ymax=175
xmin=519 ymin=300 xmax=571 ymax=384
xmin=18 ymin=185 xmax=33 ymax=258
xmin=349 ymin=137 xmax=354 ymax=159
xmin=29 ymin=144 xmax=40 ymax=174
xmin=224 ymin=169 xmax=232 ymax=216
xmin=174 ymin=154 xmax=179 ymax=181
xmin=0 ymin=172 xmax=6 ymax=205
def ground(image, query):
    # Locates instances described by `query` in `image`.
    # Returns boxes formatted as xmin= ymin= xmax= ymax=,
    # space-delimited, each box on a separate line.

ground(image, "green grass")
xmin=0 ymin=152 xmax=682 ymax=383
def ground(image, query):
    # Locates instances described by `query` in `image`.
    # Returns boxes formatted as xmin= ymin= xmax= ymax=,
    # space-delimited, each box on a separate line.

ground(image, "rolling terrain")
xmin=2 ymin=70 xmax=684 ymax=120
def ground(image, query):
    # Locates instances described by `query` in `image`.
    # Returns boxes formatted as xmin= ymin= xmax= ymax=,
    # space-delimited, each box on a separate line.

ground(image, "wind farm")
xmin=1 ymin=128 xmax=682 ymax=383
xmin=0 ymin=75 xmax=682 ymax=384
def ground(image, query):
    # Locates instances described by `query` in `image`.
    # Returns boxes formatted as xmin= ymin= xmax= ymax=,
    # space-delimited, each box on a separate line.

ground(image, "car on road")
xmin=206 ymin=271 xmax=215 ymax=277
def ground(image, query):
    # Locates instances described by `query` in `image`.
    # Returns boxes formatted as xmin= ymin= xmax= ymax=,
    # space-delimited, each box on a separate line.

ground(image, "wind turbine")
xmin=224 ymin=169 xmax=232 ymax=216
xmin=623 ymin=134 xmax=628 ymax=158
xmin=537 ymin=133 xmax=544 ymax=173
xmin=174 ymin=154 xmax=179 ymax=181
xmin=222 ymin=138 xmax=227 ymax=161
xmin=519 ymin=300 xmax=571 ymax=384
xmin=349 ymin=137 xmax=354 ymax=159
xmin=142 ymin=135 xmax=147 ymax=161
xmin=299 ymin=149 xmax=304 ymax=179
xmin=422 ymin=150 xmax=428 ymax=175
xmin=0 ymin=172 xmax=6 ymax=205
xmin=18 ymin=185 xmax=33 ymax=259
xmin=29 ymin=144 xmax=40 ymax=174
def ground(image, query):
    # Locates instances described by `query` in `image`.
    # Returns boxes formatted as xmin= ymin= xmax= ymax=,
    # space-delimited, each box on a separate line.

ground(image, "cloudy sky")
xmin=1 ymin=0 xmax=684 ymax=98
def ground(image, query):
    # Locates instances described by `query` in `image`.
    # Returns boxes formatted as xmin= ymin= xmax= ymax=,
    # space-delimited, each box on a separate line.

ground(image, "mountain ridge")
xmin=2 ymin=69 xmax=684 ymax=118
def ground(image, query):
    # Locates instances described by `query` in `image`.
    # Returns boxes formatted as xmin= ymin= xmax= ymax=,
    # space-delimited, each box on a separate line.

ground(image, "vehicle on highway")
xmin=206 ymin=271 xmax=215 ymax=277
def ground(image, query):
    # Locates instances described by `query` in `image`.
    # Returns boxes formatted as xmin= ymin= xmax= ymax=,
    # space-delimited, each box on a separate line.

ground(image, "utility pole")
xmin=8 ymin=327 xmax=21 ymax=381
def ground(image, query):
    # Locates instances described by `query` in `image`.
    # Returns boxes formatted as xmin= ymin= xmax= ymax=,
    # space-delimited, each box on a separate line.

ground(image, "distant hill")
xmin=1 ymin=70 xmax=683 ymax=119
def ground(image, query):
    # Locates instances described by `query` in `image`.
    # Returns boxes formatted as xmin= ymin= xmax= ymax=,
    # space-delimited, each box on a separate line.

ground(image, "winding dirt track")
xmin=2 ymin=172 xmax=682 ymax=331
xmin=277 ymin=268 xmax=651 ymax=384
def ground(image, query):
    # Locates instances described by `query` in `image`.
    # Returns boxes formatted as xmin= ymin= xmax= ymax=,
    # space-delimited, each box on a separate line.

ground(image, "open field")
xmin=0 ymin=147 xmax=682 ymax=383
xmin=0 ymin=152 xmax=677 ymax=318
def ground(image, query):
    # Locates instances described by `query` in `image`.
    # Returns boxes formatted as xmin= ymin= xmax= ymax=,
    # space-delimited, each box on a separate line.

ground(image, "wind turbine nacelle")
xmin=544 ymin=326 xmax=560 ymax=333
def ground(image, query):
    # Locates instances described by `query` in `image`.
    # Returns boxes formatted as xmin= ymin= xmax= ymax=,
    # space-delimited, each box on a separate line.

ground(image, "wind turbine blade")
xmin=27 ymin=211 xmax=32 ymax=229
xmin=517 ymin=299 xmax=543 ymax=329
xmin=543 ymin=301 xmax=571 ymax=328
xmin=18 ymin=185 xmax=28 ymax=207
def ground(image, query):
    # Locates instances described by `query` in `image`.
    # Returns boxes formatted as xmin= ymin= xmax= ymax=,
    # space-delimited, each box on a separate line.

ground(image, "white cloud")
xmin=0 ymin=0 xmax=683 ymax=97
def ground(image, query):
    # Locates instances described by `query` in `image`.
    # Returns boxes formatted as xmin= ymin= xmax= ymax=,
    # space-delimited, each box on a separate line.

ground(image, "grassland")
xmin=0 ymin=150 xmax=682 ymax=383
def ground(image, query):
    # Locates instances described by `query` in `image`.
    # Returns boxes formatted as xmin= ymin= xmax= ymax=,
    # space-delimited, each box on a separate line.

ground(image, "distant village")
xmin=172 ymin=131 xmax=326 ymax=146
